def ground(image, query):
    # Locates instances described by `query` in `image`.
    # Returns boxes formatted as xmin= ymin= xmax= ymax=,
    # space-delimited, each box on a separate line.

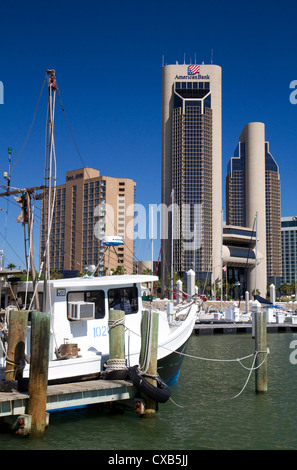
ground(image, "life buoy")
xmin=128 ymin=365 xmax=171 ymax=403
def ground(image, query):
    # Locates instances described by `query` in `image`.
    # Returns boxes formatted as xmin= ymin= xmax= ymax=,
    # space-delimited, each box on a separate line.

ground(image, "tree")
xmin=112 ymin=266 xmax=126 ymax=275
xmin=6 ymin=263 xmax=16 ymax=270
xmin=252 ymin=288 xmax=260 ymax=297
xmin=50 ymin=269 xmax=62 ymax=279
xmin=141 ymin=267 xmax=152 ymax=275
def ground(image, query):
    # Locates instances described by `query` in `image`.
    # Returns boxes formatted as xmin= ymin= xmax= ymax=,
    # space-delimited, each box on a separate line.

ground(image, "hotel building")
xmin=161 ymin=62 xmax=222 ymax=287
xmin=226 ymin=122 xmax=282 ymax=296
xmin=40 ymin=168 xmax=136 ymax=275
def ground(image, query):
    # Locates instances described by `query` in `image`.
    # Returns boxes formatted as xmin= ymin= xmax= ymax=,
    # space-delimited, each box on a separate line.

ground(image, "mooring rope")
xmin=125 ymin=323 xmax=269 ymax=370
xmin=108 ymin=317 xmax=125 ymax=330
xmin=124 ymin=323 xmax=270 ymax=401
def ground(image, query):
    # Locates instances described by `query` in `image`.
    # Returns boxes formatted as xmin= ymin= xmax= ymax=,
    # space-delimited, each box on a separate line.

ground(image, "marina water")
xmin=1 ymin=331 xmax=297 ymax=450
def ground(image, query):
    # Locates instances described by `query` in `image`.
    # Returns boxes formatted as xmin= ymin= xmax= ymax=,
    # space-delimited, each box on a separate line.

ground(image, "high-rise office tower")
xmin=281 ymin=217 xmax=297 ymax=285
xmin=161 ymin=62 xmax=222 ymax=288
xmin=40 ymin=168 xmax=136 ymax=275
xmin=226 ymin=122 xmax=282 ymax=295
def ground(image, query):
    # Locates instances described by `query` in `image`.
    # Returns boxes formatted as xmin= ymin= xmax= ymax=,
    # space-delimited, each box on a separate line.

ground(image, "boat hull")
xmin=157 ymin=340 xmax=188 ymax=385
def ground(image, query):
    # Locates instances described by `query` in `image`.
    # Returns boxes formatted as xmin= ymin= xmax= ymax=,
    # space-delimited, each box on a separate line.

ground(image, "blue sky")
xmin=0 ymin=0 xmax=297 ymax=268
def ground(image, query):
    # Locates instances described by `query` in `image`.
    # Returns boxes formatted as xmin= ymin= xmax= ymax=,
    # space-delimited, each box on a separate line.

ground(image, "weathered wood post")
xmin=4 ymin=310 xmax=28 ymax=384
xmin=253 ymin=300 xmax=268 ymax=393
xmin=139 ymin=309 xmax=159 ymax=416
xmin=104 ymin=308 xmax=127 ymax=379
xmin=27 ymin=311 xmax=50 ymax=435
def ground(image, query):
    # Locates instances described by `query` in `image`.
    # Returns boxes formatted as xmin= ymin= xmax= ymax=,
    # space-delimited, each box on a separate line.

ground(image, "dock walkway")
xmin=0 ymin=379 xmax=137 ymax=418
xmin=194 ymin=321 xmax=297 ymax=334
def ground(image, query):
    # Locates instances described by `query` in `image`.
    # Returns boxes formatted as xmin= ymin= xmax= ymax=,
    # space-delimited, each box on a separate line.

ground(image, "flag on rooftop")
xmin=188 ymin=65 xmax=200 ymax=75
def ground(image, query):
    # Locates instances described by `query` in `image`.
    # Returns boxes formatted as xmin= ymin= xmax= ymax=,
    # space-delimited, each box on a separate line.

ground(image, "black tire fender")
xmin=128 ymin=365 xmax=171 ymax=403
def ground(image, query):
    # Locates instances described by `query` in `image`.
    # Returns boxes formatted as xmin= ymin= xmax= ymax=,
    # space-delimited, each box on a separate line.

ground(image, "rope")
xmin=126 ymin=322 xmax=269 ymax=367
xmin=108 ymin=317 xmax=125 ymax=330
xmin=124 ymin=321 xmax=270 ymax=401
xmin=11 ymin=74 xmax=47 ymax=175
xmin=4 ymin=356 xmax=27 ymax=379
xmin=105 ymin=358 xmax=127 ymax=371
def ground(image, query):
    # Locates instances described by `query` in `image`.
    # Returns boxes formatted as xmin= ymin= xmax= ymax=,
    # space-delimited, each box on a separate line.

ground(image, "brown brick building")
xmin=40 ymin=168 xmax=136 ymax=275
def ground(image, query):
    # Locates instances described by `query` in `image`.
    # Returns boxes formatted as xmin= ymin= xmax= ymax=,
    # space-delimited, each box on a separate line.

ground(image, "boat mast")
xmin=220 ymin=208 xmax=223 ymax=314
xmin=150 ymin=204 xmax=154 ymax=297
xmin=42 ymin=69 xmax=57 ymax=311
xmin=170 ymin=189 xmax=174 ymax=301
xmin=255 ymin=211 xmax=258 ymax=296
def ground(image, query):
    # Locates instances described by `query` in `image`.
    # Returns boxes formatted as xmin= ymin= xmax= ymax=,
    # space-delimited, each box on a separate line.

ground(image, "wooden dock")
xmin=0 ymin=379 xmax=137 ymax=418
xmin=194 ymin=321 xmax=297 ymax=335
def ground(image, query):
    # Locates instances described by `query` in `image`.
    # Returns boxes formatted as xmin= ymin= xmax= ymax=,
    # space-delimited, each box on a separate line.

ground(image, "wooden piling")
xmin=253 ymin=301 xmax=268 ymax=393
xmin=139 ymin=309 xmax=159 ymax=416
xmin=5 ymin=310 xmax=28 ymax=382
xmin=104 ymin=309 xmax=127 ymax=379
xmin=26 ymin=311 xmax=50 ymax=435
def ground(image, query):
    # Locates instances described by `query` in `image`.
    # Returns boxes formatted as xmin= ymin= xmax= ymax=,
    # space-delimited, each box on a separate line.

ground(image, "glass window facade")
xmin=172 ymin=82 xmax=213 ymax=276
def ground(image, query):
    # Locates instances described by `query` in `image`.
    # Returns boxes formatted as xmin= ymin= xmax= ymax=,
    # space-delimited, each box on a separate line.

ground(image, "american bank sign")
xmin=175 ymin=65 xmax=210 ymax=80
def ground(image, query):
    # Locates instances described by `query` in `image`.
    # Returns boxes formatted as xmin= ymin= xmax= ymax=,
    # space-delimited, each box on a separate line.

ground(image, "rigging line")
xmin=57 ymin=88 xmax=154 ymax=268
xmin=56 ymin=89 xmax=90 ymax=179
xmin=0 ymin=230 xmax=25 ymax=266
xmin=11 ymin=74 xmax=47 ymax=175
xmin=149 ymin=191 xmax=173 ymax=300
xmin=57 ymin=89 xmax=139 ymax=265
xmin=2 ymin=197 xmax=9 ymax=252
xmin=202 ymin=211 xmax=222 ymax=297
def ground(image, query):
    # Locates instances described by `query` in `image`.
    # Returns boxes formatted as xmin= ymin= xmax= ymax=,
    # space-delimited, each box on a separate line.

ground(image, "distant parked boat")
xmin=101 ymin=236 xmax=124 ymax=246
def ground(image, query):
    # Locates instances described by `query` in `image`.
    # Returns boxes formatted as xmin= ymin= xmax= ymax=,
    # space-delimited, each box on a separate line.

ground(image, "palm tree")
xmin=6 ymin=263 xmax=16 ymax=270
xmin=141 ymin=267 xmax=152 ymax=275
xmin=50 ymin=269 xmax=62 ymax=279
xmin=112 ymin=266 xmax=126 ymax=275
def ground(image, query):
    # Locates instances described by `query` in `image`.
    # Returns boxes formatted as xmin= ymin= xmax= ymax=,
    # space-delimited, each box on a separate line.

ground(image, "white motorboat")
xmin=0 ymin=274 xmax=197 ymax=391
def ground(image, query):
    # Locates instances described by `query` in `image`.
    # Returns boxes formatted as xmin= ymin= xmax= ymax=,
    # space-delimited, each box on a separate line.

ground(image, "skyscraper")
xmin=281 ymin=217 xmax=297 ymax=285
xmin=161 ymin=62 xmax=222 ymax=289
xmin=226 ymin=122 xmax=282 ymax=295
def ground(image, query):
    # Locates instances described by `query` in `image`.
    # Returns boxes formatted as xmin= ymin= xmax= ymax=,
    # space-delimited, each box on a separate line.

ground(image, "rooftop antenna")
xmin=194 ymin=53 xmax=197 ymax=65
xmin=211 ymin=49 xmax=214 ymax=64
xmin=184 ymin=53 xmax=186 ymax=64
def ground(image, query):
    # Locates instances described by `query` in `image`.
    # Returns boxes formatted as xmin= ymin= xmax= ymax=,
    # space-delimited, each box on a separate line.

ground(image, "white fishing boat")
xmin=0 ymin=274 xmax=197 ymax=391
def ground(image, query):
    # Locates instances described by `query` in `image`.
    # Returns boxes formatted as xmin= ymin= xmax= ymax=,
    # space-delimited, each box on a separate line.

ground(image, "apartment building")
xmin=40 ymin=168 xmax=136 ymax=275
xmin=281 ymin=217 xmax=297 ymax=285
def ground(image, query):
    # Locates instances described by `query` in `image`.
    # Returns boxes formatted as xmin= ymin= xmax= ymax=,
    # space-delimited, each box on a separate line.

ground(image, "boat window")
xmin=17 ymin=291 xmax=43 ymax=311
xmin=108 ymin=287 xmax=138 ymax=314
xmin=67 ymin=290 xmax=105 ymax=319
